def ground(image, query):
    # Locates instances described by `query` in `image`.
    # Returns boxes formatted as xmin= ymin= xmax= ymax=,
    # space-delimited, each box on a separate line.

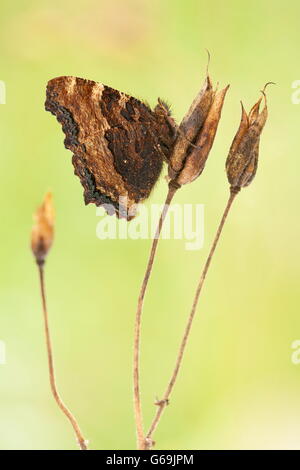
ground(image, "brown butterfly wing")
xmin=45 ymin=76 xmax=174 ymax=219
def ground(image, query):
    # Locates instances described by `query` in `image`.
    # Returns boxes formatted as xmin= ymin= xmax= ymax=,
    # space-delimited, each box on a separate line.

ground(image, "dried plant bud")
xmin=168 ymin=75 xmax=214 ymax=179
xmin=31 ymin=192 xmax=54 ymax=265
xmin=176 ymin=84 xmax=229 ymax=186
xmin=226 ymin=86 xmax=270 ymax=191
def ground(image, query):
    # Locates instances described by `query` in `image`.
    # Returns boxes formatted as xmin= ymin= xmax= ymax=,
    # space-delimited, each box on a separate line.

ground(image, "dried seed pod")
xmin=168 ymin=75 xmax=214 ymax=180
xmin=226 ymin=87 xmax=269 ymax=191
xmin=175 ymin=84 xmax=229 ymax=186
xmin=31 ymin=192 xmax=54 ymax=265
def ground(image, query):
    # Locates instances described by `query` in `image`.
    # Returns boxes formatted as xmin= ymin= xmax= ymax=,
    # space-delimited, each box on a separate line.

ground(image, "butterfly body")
xmin=45 ymin=76 xmax=176 ymax=218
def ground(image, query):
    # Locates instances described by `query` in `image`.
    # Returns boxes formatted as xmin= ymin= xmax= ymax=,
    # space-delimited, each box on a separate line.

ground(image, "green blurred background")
xmin=0 ymin=0 xmax=300 ymax=450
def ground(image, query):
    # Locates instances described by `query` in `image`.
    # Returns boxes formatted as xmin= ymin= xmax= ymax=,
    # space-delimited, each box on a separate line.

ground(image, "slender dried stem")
xmin=133 ymin=184 xmax=178 ymax=450
xmin=37 ymin=262 xmax=88 ymax=450
xmin=145 ymin=187 xmax=239 ymax=448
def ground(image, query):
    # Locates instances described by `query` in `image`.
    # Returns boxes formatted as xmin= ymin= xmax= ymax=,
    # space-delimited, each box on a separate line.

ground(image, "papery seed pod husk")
xmin=175 ymin=85 xmax=229 ymax=186
xmin=226 ymin=92 xmax=268 ymax=190
xmin=168 ymin=75 xmax=214 ymax=180
xmin=31 ymin=192 xmax=54 ymax=264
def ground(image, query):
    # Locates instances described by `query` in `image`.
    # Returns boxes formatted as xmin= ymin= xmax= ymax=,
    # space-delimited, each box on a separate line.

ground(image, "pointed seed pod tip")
xmin=31 ymin=192 xmax=54 ymax=265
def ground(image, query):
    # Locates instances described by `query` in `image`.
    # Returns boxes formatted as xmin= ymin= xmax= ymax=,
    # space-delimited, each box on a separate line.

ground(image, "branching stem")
xmin=145 ymin=188 xmax=239 ymax=448
xmin=133 ymin=184 xmax=178 ymax=450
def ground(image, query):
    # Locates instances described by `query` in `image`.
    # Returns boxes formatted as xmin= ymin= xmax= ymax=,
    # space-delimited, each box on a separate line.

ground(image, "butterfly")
xmin=45 ymin=76 xmax=177 ymax=219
